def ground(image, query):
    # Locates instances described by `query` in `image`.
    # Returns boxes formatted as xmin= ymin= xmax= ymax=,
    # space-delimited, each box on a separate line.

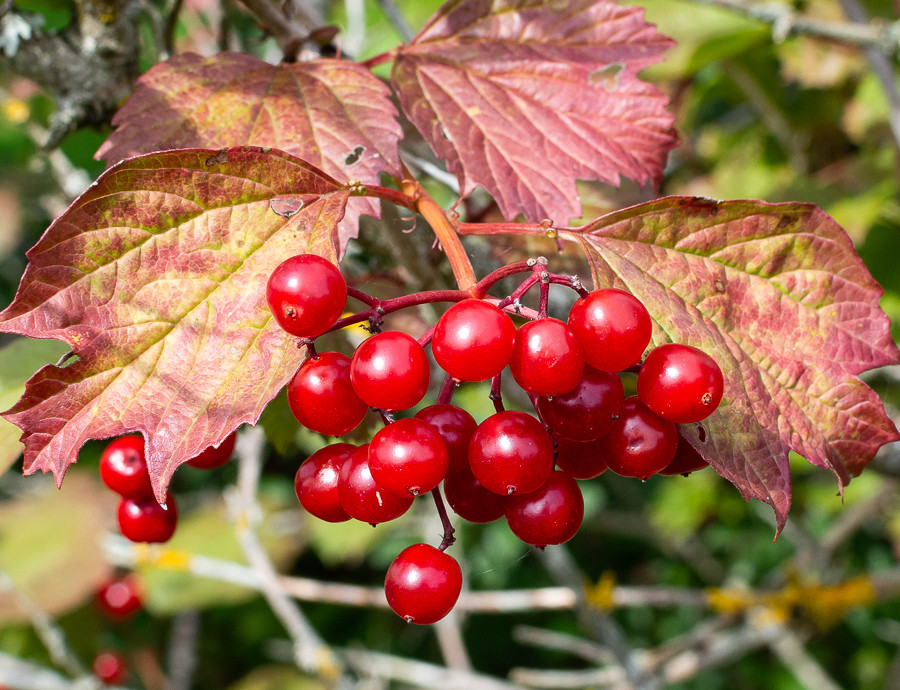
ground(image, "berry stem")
xmin=538 ymin=272 xmax=550 ymax=319
xmin=430 ymin=487 xmax=456 ymax=551
xmin=350 ymin=182 xmax=417 ymax=210
xmin=437 ymin=374 xmax=456 ymax=405
xmin=489 ymin=373 xmax=505 ymax=413
xmin=346 ymin=287 xmax=380 ymax=308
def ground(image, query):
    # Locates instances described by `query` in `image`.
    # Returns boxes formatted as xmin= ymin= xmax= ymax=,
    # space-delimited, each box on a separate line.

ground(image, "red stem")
xmin=431 ymin=487 xmax=456 ymax=551
xmin=490 ymin=373 xmax=505 ymax=413
xmin=360 ymin=47 xmax=401 ymax=70
xmin=437 ymin=374 xmax=456 ymax=404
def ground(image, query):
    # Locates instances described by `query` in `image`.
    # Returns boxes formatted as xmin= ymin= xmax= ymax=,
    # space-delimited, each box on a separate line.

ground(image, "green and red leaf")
xmin=570 ymin=196 xmax=899 ymax=531
xmin=392 ymin=0 xmax=677 ymax=223
xmin=96 ymin=52 xmax=401 ymax=250
xmin=0 ymin=147 xmax=348 ymax=500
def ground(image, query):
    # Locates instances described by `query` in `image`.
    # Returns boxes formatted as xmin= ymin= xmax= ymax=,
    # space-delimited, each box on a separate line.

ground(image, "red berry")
xmin=117 ymin=495 xmax=178 ymax=543
xmin=350 ymin=331 xmax=430 ymax=411
xmin=568 ymin=289 xmax=651 ymax=372
xmin=432 ymin=299 xmax=516 ymax=381
xmin=443 ymin=467 xmax=506 ymax=523
xmin=510 ymin=318 xmax=584 ymax=396
xmin=99 ymin=436 xmax=153 ymax=499
xmin=536 ymin=366 xmax=624 ymax=441
xmin=369 ymin=419 xmax=449 ymax=498
xmin=637 ymin=343 xmax=724 ymax=423
xmin=266 ymin=254 xmax=346 ymax=338
xmin=602 ymin=397 xmax=677 ymax=479
xmin=186 ymin=431 xmax=237 ymax=469
xmin=414 ymin=404 xmax=477 ymax=474
xmin=469 ymin=411 xmax=554 ymax=495
xmin=95 ymin=575 xmax=143 ymax=620
xmin=93 ymin=651 xmax=128 ymax=685
xmin=660 ymin=434 xmax=710 ymax=476
xmin=288 ymin=352 xmax=368 ymax=436
xmin=505 ymin=471 xmax=584 ymax=547
xmin=384 ymin=544 xmax=462 ymax=624
xmin=337 ymin=445 xmax=414 ymax=525
xmin=554 ymin=436 xmax=608 ymax=480
xmin=294 ymin=444 xmax=355 ymax=522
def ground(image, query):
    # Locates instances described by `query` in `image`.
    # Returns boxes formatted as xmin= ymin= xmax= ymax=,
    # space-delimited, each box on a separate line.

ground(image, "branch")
xmin=238 ymin=0 xmax=323 ymax=61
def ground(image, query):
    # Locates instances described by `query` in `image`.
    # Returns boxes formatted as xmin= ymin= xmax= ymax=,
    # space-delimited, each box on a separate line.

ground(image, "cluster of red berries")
xmin=98 ymin=431 xmax=236 ymax=543
xmin=268 ymin=254 xmax=725 ymax=625
xmin=91 ymin=574 xmax=144 ymax=684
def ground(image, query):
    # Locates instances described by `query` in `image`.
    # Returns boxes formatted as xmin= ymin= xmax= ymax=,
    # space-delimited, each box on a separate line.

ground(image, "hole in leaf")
xmin=589 ymin=63 xmax=624 ymax=92
xmin=697 ymin=424 xmax=707 ymax=443
xmin=344 ymin=146 xmax=366 ymax=166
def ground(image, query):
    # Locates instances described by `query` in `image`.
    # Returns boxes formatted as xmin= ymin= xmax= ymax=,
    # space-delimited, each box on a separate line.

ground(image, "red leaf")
xmin=392 ymin=0 xmax=676 ymax=223
xmin=95 ymin=52 xmax=402 ymax=250
xmin=571 ymin=197 xmax=900 ymax=532
xmin=0 ymin=147 xmax=348 ymax=500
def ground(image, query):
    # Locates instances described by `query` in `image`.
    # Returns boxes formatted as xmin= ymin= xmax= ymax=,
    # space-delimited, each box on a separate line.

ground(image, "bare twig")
xmin=166 ymin=611 xmax=200 ymax=690
xmin=375 ymin=0 xmax=415 ymax=43
xmin=768 ymin=629 xmax=843 ymax=690
xmin=239 ymin=0 xmax=321 ymax=60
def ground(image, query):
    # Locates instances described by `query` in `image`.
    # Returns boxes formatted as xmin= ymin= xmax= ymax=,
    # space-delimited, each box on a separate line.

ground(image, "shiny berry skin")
xmin=443 ymin=467 xmax=506 ymax=523
xmin=369 ymin=419 xmax=449 ymax=498
xmin=602 ymin=397 xmax=677 ymax=479
xmin=510 ymin=318 xmax=584 ymax=396
xmin=637 ymin=343 xmax=724 ymax=423
xmin=469 ymin=410 xmax=554 ymax=495
xmin=117 ymin=495 xmax=178 ymax=543
xmin=384 ymin=544 xmax=462 ymax=624
xmin=414 ymin=404 xmax=477 ymax=474
xmin=350 ymin=331 xmax=430 ymax=411
xmin=288 ymin=352 xmax=368 ymax=436
xmin=568 ymin=289 xmax=652 ymax=372
xmin=93 ymin=651 xmax=128 ymax=685
xmin=554 ymin=436 xmax=608 ymax=480
xmin=660 ymin=434 xmax=710 ymax=476
xmin=186 ymin=431 xmax=237 ymax=469
xmin=266 ymin=254 xmax=346 ymax=338
xmin=505 ymin=471 xmax=584 ymax=547
xmin=337 ymin=445 xmax=413 ymax=525
xmin=536 ymin=366 xmax=624 ymax=441
xmin=294 ymin=444 xmax=355 ymax=522
xmin=99 ymin=436 xmax=153 ymax=499
xmin=95 ymin=575 xmax=143 ymax=620
xmin=432 ymin=299 xmax=516 ymax=381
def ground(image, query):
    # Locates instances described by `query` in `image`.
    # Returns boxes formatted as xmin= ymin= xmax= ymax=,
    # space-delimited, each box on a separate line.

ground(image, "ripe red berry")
xmin=554 ymin=436 xmax=608 ymax=480
xmin=384 ymin=544 xmax=462 ymax=624
xmin=469 ymin=410 xmax=554 ymax=495
xmin=637 ymin=343 xmax=724 ymax=423
xmin=660 ymin=434 xmax=710 ymax=476
xmin=505 ymin=471 xmax=584 ymax=547
xmin=432 ymin=299 xmax=516 ymax=381
xmin=369 ymin=419 xmax=449 ymax=498
xmin=186 ymin=431 xmax=237 ymax=469
xmin=350 ymin=331 xmax=430 ymax=411
xmin=536 ymin=366 xmax=624 ymax=441
xmin=567 ymin=289 xmax=652 ymax=372
xmin=288 ymin=352 xmax=368 ymax=436
xmin=99 ymin=436 xmax=153 ymax=499
xmin=443 ymin=467 xmax=506 ymax=523
xmin=294 ymin=444 xmax=356 ymax=522
xmin=95 ymin=575 xmax=143 ymax=620
xmin=117 ymin=495 xmax=178 ymax=543
xmin=266 ymin=254 xmax=346 ymax=338
xmin=510 ymin=318 xmax=584 ymax=396
xmin=414 ymin=404 xmax=477 ymax=474
xmin=337 ymin=444 xmax=413 ymax=525
xmin=602 ymin=397 xmax=678 ymax=479
xmin=93 ymin=651 xmax=128 ymax=685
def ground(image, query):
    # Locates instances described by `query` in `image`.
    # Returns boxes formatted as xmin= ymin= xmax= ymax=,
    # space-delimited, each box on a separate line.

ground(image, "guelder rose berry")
xmin=294 ymin=444 xmax=356 ymax=522
xmin=602 ymin=397 xmax=678 ymax=479
xmin=266 ymin=254 xmax=347 ymax=338
xmin=568 ymin=289 xmax=651 ymax=372
xmin=350 ymin=331 xmax=430 ymax=411
xmin=468 ymin=410 xmax=554 ymax=495
xmin=368 ymin=418 xmax=449 ymax=498
xmin=637 ymin=343 xmax=724 ymax=423
xmin=510 ymin=318 xmax=584 ymax=396
xmin=99 ymin=436 xmax=153 ymax=499
xmin=432 ymin=299 xmax=516 ymax=381
xmin=384 ymin=544 xmax=462 ymax=624
xmin=504 ymin=471 xmax=584 ymax=547
xmin=288 ymin=352 xmax=368 ymax=436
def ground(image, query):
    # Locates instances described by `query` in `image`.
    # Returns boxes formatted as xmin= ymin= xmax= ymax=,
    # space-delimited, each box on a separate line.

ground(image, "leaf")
xmin=571 ymin=196 xmax=900 ymax=532
xmin=391 ymin=0 xmax=677 ymax=223
xmin=95 ymin=52 xmax=402 ymax=250
xmin=0 ymin=147 xmax=350 ymax=501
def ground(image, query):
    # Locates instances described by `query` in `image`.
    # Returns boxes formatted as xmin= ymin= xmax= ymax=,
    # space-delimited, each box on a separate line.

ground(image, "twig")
xmin=238 ymin=0 xmax=320 ymax=60
xmin=375 ymin=0 xmax=415 ymax=43
xmin=768 ymin=629 xmax=843 ymax=690
xmin=165 ymin=611 xmax=200 ymax=690
xmin=226 ymin=426 xmax=342 ymax=678
xmin=513 ymin=625 xmax=614 ymax=665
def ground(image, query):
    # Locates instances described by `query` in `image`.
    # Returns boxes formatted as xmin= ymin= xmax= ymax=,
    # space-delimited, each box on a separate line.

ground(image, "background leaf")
xmin=391 ymin=0 xmax=677 ymax=223
xmin=572 ymin=196 xmax=900 ymax=530
xmin=0 ymin=147 xmax=349 ymax=500
xmin=95 ymin=53 xmax=402 ymax=251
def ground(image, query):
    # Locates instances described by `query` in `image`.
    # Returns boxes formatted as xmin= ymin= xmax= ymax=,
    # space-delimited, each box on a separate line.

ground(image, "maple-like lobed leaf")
xmin=392 ymin=0 xmax=677 ymax=224
xmin=0 ymin=147 xmax=349 ymax=500
xmin=569 ymin=196 xmax=900 ymax=531
xmin=95 ymin=52 xmax=402 ymax=250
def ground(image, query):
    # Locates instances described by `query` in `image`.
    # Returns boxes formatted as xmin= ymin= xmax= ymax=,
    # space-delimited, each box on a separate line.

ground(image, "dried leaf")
xmin=572 ymin=196 xmax=900 ymax=531
xmin=0 ymin=147 xmax=349 ymax=500
xmin=392 ymin=0 xmax=677 ymax=223
xmin=96 ymin=52 xmax=402 ymax=250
